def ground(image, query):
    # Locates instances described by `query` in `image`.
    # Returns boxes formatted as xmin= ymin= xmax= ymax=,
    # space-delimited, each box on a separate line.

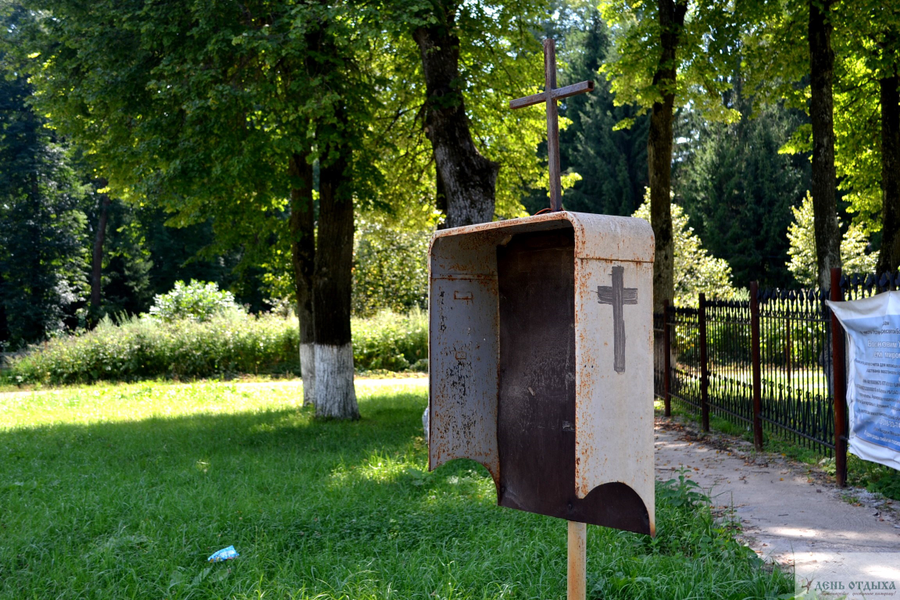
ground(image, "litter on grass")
xmin=207 ymin=545 xmax=239 ymax=562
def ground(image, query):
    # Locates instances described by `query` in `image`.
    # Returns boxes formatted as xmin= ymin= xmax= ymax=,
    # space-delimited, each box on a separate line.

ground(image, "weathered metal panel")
xmin=566 ymin=212 xmax=654 ymax=263
xmin=428 ymin=237 xmax=500 ymax=485
xmin=574 ymin=257 xmax=655 ymax=534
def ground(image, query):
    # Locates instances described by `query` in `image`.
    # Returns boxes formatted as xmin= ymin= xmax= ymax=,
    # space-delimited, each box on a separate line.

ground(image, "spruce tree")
xmin=0 ymin=64 xmax=89 ymax=347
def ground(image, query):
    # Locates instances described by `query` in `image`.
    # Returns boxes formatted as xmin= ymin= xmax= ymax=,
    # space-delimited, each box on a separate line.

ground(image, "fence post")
xmin=830 ymin=267 xmax=848 ymax=487
xmin=750 ymin=281 xmax=763 ymax=451
xmin=699 ymin=293 xmax=710 ymax=432
xmin=663 ymin=298 xmax=672 ymax=417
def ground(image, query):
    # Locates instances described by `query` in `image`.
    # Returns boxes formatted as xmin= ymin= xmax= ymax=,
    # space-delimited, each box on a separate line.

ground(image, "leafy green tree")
xmin=633 ymin=195 xmax=735 ymax=305
xmin=743 ymin=0 xmax=851 ymax=289
xmin=372 ymin=0 xmax=546 ymax=228
xmin=22 ymin=0 xmax=378 ymax=418
xmin=829 ymin=1 xmax=900 ymax=275
xmin=0 ymin=38 xmax=89 ymax=348
xmin=747 ymin=0 xmax=900 ymax=281
xmin=787 ymin=192 xmax=876 ymax=285
xmin=598 ymin=0 xmax=742 ymax=312
xmin=807 ymin=0 xmax=842 ymax=289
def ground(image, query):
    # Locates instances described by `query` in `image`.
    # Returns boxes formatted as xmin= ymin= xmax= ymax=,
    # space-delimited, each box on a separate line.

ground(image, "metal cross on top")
xmin=510 ymin=38 xmax=594 ymax=212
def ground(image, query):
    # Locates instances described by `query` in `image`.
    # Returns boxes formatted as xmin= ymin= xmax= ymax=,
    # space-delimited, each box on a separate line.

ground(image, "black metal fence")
xmin=654 ymin=269 xmax=900 ymax=486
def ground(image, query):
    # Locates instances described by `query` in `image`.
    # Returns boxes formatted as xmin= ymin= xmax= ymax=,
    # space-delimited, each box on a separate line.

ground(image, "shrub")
xmin=352 ymin=309 xmax=428 ymax=372
xmin=5 ymin=309 xmax=430 ymax=385
xmin=148 ymin=280 xmax=244 ymax=323
xmin=352 ymin=221 xmax=430 ymax=317
xmin=7 ymin=312 xmax=300 ymax=385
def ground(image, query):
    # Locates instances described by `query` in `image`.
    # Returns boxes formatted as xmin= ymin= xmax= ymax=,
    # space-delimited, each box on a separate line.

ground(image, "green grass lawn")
xmin=0 ymin=380 xmax=792 ymax=599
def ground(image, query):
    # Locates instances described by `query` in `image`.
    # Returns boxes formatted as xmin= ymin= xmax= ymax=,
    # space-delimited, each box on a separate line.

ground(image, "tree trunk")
xmin=877 ymin=72 xmax=900 ymax=275
xmin=413 ymin=3 xmax=500 ymax=229
xmin=289 ymin=152 xmax=317 ymax=407
xmin=90 ymin=193 xmax=111 ymax=323
xmin=0 ymin=272 xmax=8 ymax=349
xmin=313 ymin=147 xmax=358 ymax=420
xmin=648 ymin=0 xmax=686 ymax=314
xmin=809 ymin=0 xmax=842 ymax=290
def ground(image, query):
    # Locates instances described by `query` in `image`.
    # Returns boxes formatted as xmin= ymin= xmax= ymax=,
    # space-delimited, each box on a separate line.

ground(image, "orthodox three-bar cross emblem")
xmin=597 ymin=266 xmax=638 ymax=373
xmin=509 ymin=39 xmax=594 ymax=212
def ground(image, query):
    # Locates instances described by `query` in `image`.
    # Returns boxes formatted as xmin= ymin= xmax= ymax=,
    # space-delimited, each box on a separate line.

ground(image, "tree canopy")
xmin=3 ymin=0 xmax=898 ymax=357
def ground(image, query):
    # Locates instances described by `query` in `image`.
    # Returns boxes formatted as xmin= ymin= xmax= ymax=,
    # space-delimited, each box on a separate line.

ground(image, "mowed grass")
xmin=0 ymin=380 xmax=791 ymax=599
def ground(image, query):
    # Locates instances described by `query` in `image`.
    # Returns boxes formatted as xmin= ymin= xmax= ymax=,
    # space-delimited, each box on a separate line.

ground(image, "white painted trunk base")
xmin=299 ymin=343 xmax=316 ymax=407
xmin=314 ymin=343 xmax=358 ymax=419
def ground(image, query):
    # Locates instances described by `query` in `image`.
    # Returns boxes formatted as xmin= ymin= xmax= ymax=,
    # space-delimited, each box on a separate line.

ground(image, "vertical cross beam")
xmin=597 ymin=266 xmax=638 ymax=373
xmin=510 ymin=39 xmax=594 ymax=212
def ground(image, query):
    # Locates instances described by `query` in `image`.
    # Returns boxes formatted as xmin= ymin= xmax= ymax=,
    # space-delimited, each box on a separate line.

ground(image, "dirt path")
xmin=656 ymin=416 xmax=900 ymax=591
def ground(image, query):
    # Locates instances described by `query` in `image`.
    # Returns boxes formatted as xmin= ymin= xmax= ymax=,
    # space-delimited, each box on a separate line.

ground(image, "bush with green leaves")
xmin=148 ymin=280 xmax=244 ymax=323
xmin=6 ymin=312 xmax=300 ymax=384
xmin=352 ymin=309 xmax=428 ymax=372
xmin=787 ymin=192 xmax=877 ymax=285
xmin=352 ymin=220 xmax=430 ymax=317
xmin=5 ymin=309 xmax=429 ymax=385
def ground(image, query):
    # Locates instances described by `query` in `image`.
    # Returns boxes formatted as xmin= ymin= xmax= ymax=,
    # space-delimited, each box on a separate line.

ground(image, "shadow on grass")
xmin=0 ymin=384 xmax=792 ymax=600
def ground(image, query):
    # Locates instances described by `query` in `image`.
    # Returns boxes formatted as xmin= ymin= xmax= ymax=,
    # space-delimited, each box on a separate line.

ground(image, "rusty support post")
xmin=544 ymin=39 xmax=562 ymax=212
xmin=663 ymin=299 xmax=672 ymax=417
xmin=699 ymin=293 xmax=710 ymax=432
xmin=830 ymin=268 xmax=848 ymax=487
xmin=567 ymin=521 xmax=586 ymax=600
xmin=750 ymin=281 xmax=763 ymax=451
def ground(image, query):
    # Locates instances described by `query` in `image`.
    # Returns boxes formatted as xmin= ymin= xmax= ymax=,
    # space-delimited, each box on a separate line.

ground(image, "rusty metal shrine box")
xmin=427 ymin=211 xmax=655 ymax=536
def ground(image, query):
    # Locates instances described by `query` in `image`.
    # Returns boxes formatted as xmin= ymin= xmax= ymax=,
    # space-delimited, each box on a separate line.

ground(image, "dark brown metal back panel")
xmin=496 ymin=228 xmax=650 ymax=534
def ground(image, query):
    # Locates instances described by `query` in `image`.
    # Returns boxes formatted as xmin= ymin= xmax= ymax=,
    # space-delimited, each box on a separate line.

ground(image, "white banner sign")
xmin=827 ymin=291 xmax=900 ymax=471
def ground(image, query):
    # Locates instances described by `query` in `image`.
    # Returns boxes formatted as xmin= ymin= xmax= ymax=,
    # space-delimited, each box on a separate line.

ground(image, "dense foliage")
xmin=351 ymin=221 xmax=430 ymax=317
xmin=6 ymin=313 xmax=300 ymax=385
xmin=676 ymin=104 xmax=811 ymax=289
xmin=1 ymin=0 xmax=897 ymax=353
xmin=4 ymin=309 xmax=429 ymax=385
xmin=147 ymin=281 xmax=244 ymax=324
xmin=0 ymin=41 xmax=90 ymax=349
xmin=632 ymin=197 xmax=735 ymax=304
xmin=787 ymin=192 xmax=878 ymax=285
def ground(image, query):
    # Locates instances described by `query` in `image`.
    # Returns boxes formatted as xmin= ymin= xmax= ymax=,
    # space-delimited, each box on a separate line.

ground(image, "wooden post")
xmin=829 ymin=267 xmax=848 ymax=487
xmin=750 ymin=281 xmax=763 ymax=451
xmin=663 ymin=298 xmax=672 ymax=417
xmin=699 ymin=293 xmax=710 ymax=432
xmin=567 ymin=521 xmax=586 ymax=600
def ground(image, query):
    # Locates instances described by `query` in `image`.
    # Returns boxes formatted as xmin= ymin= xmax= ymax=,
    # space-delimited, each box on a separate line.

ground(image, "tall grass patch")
xmin=5 ymin=310 xmax=431 ymax=385
xmin=0 ymin=380 xmax=792 ymax=599
xmin=7 ymin=313 xmax=300 ymax=384
xmin=352 ymin=309 xmax=428 ymax=372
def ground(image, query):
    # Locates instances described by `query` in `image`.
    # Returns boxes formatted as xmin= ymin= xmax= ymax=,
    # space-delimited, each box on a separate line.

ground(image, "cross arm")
xmin=552 ymin=80 xmax=594 ymax=101
xmin=509 ymin=80 xmax=595 ymax=110
xmin=509 ymin=91 xmax=547 ymax=110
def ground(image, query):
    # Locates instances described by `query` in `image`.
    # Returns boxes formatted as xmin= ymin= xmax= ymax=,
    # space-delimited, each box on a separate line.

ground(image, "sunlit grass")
xmin=0 ymin=379 xmax=791 ymax=599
